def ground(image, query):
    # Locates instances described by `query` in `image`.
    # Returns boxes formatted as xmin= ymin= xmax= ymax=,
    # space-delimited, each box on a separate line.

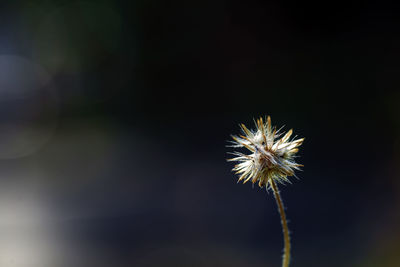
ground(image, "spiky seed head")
xmin=228 ymin=116 xmax=304 ymax=189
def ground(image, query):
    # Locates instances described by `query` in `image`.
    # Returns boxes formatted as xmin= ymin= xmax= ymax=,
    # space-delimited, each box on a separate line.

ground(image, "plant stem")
xmin=270 ymin=179 xmax=290 ymax=267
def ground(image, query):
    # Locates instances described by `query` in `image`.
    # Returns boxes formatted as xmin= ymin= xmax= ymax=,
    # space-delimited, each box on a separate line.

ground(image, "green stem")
xmin=270 ymin=179 xmax=290 ymax=267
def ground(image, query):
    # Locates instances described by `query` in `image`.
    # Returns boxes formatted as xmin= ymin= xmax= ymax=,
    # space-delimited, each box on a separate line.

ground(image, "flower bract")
xmin=228 ymin=116 xmax=304 ymax=189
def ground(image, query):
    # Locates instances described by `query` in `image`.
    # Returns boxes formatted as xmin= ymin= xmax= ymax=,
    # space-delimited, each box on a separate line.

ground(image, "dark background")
xmin=0 ymin=0 xmax=399 ymax=266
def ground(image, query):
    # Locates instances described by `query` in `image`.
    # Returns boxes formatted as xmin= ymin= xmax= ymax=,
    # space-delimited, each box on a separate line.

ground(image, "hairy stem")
xmin=270 ymin=179 xmax=290 ymax=267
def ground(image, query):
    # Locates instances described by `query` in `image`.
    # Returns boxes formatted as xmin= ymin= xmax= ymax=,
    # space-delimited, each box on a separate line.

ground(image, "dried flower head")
xmin=228 ymin=116 xmax=304 ymax=189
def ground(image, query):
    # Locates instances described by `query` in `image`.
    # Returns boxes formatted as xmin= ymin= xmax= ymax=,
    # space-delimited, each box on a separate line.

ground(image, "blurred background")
xmin=0 ymin=0 xmax=399 ymax=266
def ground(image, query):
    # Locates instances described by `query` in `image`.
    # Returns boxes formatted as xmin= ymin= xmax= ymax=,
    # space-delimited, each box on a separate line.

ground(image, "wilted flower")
xmin=227 ymin=116 xmax=304 ymax=267
xmin=228 ymin=116 xmax=304 ymax=189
